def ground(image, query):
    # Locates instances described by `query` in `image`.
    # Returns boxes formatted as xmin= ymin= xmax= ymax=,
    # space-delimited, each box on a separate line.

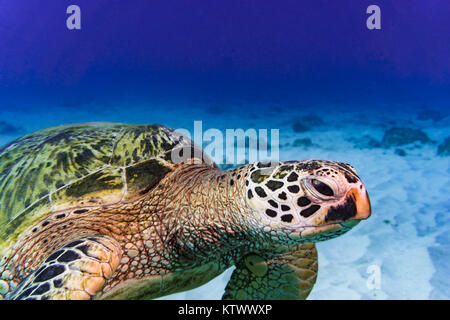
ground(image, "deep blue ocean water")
xmin=0 ymin=1 xmax=449 ymax=299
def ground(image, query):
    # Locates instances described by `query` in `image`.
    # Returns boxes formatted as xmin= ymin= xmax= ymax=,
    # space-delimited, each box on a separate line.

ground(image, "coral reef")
xmin=292 ymin=121 xmax=310 ymax=132
xmin=293 ymin=138 xmax=313 ymax=148
xmin=291 ymin=114 xmax=324 ymax=132
xmin=395 ymin=148 xmax=407 ymax=157
xmin=347 ymin=135 xmax=381 ymax=149
xmin=0 ymin=121 xmax=22 ymax=135
xmin=382 ymin=127 xmax=430 ymax=147
xmin=437 ymin=137 xmax=450 ymax=156
xmin=417 ymin=108 xmax=445 ymax=122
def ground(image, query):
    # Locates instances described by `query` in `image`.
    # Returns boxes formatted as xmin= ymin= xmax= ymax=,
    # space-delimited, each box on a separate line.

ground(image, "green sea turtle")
xmin=0 ymin=122 xmax=371 ymax=300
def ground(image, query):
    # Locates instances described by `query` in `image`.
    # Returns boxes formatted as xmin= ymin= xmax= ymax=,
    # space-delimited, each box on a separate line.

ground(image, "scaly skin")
xmin=1 ymin=159 xmax=371 ymax=300
xmin=1 ymin=163 xmax=256 ymax=299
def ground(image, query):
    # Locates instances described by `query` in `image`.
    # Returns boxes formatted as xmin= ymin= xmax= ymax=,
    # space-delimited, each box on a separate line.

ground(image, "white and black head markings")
xmin=245 ymin=160 xmax=365 ymax=228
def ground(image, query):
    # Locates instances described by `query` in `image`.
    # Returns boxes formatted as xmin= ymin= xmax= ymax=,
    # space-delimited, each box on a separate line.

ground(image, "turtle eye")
xmin=311 ymin=179 xmax=334 ymax=197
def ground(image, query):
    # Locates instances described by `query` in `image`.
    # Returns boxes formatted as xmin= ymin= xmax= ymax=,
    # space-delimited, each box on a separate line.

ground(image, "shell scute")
xmin=110 ymin=125 xmax=177 ymax=166
xmin=124 ymin=159 xmax=173 ymax=201
xmin=0 ymin=122 xmax=194 ymax=252
xmin=50 ymin=166 xmax=125 ymax=212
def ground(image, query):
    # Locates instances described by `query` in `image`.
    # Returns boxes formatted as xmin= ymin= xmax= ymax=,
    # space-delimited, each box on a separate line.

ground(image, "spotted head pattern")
xmin=244 ymin=160 xmax=371 ymax=241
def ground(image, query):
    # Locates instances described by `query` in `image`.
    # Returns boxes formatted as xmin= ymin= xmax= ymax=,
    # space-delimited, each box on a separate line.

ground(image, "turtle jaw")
xmin=275 ymin=222 xmax=350 ymax=244
xmin=299 ymin=223 xmax=343 ymax=237
xmin=287 ymin=186 xmax=371 ymax=243
xmin=352 ymin=185 xmax=371 ymax=221
xmin=324 ymin=184 xmax=371 ymax=224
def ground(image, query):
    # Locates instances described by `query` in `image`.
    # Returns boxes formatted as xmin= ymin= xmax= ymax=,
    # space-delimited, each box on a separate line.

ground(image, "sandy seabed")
xmin=1 ymin=100 xmax=448 ymax=300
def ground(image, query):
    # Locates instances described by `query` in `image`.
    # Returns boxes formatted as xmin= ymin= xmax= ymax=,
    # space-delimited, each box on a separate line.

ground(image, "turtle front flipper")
xmin=8 ymin=236 xmax=122 ymax=300
xmin=222 ymin=243 xmax=318 ymax=300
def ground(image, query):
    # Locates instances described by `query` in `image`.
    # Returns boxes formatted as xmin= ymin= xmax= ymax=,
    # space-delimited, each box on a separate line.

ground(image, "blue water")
xmin=0 ymin=1 xmax=449 ymax=299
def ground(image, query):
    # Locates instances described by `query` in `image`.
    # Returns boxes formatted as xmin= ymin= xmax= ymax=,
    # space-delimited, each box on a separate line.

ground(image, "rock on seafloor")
xmin=382 ymin=127 xmax=430 ymax=147
xmin=293 ymin=138 xmax=313 ymax=148
xmin=0 ymin=121 xmax=23 ymax=135
xmin=437 ymin=137 xmax=450 ymax=156
xmin=348 ymin=135 xmax=381 ymax=149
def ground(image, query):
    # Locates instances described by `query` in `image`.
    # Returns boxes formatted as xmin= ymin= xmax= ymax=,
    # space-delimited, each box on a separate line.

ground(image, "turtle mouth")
xmin=286 ymin=220 xmax=359 ymax=241
xmin=339 ymin=219 xmax=361 ymax=228
xmin=290 ymin=219 xmax=359 ymax=232
xmin=299 ymin=222 xmax=343 ymax=235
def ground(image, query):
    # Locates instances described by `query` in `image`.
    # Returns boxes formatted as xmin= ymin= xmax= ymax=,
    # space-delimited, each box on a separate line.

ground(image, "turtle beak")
xmin=325 ymin=182 xmax=371 ymax=225
xmin=348 ymin=185 xmax=371 ymax=221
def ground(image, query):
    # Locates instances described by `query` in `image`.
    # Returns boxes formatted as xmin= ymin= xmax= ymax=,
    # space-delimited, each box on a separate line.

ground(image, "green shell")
xmin=0 ymin=122 xmax=202 ymax=250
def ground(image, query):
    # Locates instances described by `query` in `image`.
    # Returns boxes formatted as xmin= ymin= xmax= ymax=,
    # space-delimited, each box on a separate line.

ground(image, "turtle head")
xmin=245 ymin=160 xmax=371 ymax=243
